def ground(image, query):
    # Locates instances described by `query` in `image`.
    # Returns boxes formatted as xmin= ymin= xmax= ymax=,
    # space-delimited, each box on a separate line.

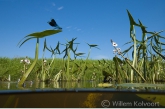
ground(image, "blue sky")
xmin=0 ymin=0 xmax=165 ymax=60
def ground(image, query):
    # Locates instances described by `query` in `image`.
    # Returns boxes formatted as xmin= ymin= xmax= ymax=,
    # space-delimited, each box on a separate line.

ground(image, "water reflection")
xmin=0 ymin=80 xmax=102 ymax=90
xmin=7 ymin=82 xmax=10 ymax=89
xmin=53 ymin=81 xmax=59 ymax=88
xmin=0 ymin=81 xmax=165 ymax=92
xmin=116 ymin=82 xmax=165 ymax=91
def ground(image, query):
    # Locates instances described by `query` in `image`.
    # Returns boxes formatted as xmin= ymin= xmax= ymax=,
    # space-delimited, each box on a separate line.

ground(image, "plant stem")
xmin=111 ymin=39 xmax=146 ymax=82
xmin=18 ymin=38 xmax=39 ymax=87
xmin=81 ymin=48 xmax=91 ymax=81
xmin=41 ymin=47 xmax=45 ymax=82
xmin=120 ymin=54 xmax=146 ymax=82
xmin=66 ymin=49 xmax=70 ymax=81
xmin=131 ymin=27 xmax=136 ymax=82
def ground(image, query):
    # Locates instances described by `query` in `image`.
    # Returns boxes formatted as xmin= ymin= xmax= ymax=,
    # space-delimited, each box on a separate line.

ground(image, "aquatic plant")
xmin=111 ymin=40 xmax=146 ymax=82
xmin=17 ymin=21 xmax=62 ymax=87
xmin=112 ymin=10 xmax=165 ymax=82
xmin=19 ymin=56 xmax=31 ymax=79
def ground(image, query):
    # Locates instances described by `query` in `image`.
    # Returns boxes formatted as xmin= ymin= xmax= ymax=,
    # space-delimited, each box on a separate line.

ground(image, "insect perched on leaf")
xmin=48 ymin=19 xmax=62 ymax=30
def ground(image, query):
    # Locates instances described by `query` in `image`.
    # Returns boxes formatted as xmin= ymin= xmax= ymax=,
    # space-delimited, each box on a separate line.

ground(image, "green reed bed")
xmin=0 ymin=57 xmax=114 ymax=82
xmin=1 ymin=56 xmax=164 ymax=84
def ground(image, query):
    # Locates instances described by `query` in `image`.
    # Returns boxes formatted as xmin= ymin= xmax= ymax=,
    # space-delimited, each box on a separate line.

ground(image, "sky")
xmin=0 ymin=0 xmax=165 ymax=60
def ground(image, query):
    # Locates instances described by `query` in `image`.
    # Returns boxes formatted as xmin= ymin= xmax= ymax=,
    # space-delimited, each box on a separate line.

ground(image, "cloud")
xmin=74 ymin=27 xmax=77 ymax=29
xmin=77 ymin=29 xmax=81 ymax=31
xmin=57 ymin=6 xmax=64 ymax=10
xmin=44 ymin=8 xmax=52 ymax=12
xmin=66 ymin=26 xmax=72 ymax=29
xmin=52 ymin=3 xmax=56 ymax=6
xmin=44 ymin=2 xmax=55 ymax=12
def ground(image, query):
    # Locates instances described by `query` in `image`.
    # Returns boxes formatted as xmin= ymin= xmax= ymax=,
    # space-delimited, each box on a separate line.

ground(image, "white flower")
xmin=24 ymin=59 xmax=28 ymax=63
xmin=24 ymin=59 xmax=30 ymax=64
xmin=20 ymin=58 xmax=30 ymax=65
xmin=20 ymin=59 xmax=24 ymax=63
xmin=112 ymin=42 xmax=118 ymax=47
xmin=26 ymin=60 xmax=31 ymax=64
xmin=43 ymin=59 xmax=47 ymax=63
xmin=113 ymin=49 xmax=117 ymax=54
xmin=117 ymin=48 xmax=121 ymax=52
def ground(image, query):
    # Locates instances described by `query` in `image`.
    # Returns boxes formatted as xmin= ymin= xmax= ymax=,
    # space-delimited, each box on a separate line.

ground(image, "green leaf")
xmin=127 ymin=10 xmax=139 ymax=27
xmin=54 ymin=41 xmax=60 ymax=54
xmin=62 ymin=46 xmax=68 ymax=59
xmin=138 ymin=19 xmax=147 ymax=34
xmin=122 ymin=45 xmax=134 ymax=56
xmin=18 ymin=29 xmax=62 ymax=47
xmin=151 ymin=44 xmax=165 ymax=60
xmin=75 ymin=53 xmax=85 ymax=56
xmin=43 ymin=38 xmax=47 ymax=51
xmin=113 ymin=56 xmax=123 ymax=64
xmin=27 ymin=29 xmax=62 ymax=38
xmin=102 ymin=70 xmax=111 ymax=76
xmin=123 ymin=40 xmax=133 ymax=46
xmin=18 ymin=37 xmax=36 ymax=47
xmin=68 ymin=37 xmax=78 ymax=51
xmin=146 ymin=30 xmax=164 ymax=40
xmin=86 ymin=43 xmax=100 ymax=49
xmin=50 ymin=46 xmax=55 ymax=56
xmin=154 ymin=36 xmax=165 ymax=45
xmin=127 ymin=10 xmax=139 ymax=33
xmin=45 ymin=45 xmax=51 ymax=52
